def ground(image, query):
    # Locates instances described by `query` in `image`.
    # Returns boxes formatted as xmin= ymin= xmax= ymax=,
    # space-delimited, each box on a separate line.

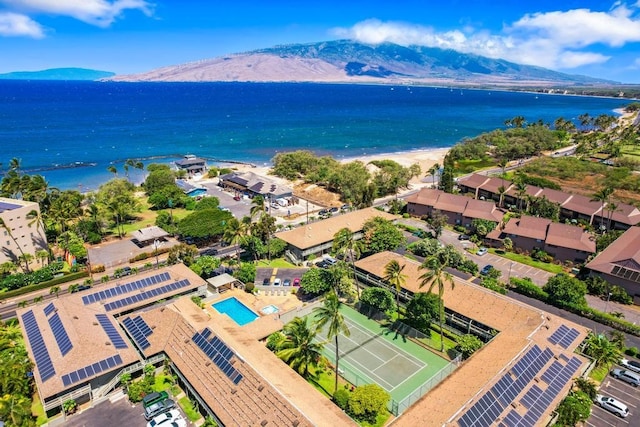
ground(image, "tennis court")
xmin=313 ymin=305 xmax=451 ymax=404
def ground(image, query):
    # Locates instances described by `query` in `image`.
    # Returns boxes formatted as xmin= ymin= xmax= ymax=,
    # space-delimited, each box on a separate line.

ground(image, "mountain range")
xmin=109 ymin=40 xmax=619 ymax=87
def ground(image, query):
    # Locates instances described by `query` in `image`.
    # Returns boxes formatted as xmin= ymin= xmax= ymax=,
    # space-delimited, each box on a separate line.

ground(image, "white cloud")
xmin=0 ymin=0 xmax=153 ymax=27
xmin=333 ymin=3 xmax=640 ymax=71
xmin=0 ymin=11 xmax=44 ymax=37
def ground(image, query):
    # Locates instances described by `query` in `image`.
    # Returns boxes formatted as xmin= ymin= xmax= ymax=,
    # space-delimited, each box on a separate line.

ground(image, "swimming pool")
xmin=212 ymin=297 xmax=259 ymax=326
xmin=261 ymin=305 xmax=280 ymax=315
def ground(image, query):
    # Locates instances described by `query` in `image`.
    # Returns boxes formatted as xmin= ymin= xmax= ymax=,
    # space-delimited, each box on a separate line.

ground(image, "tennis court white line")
xmin=323 ymin=339 xmax=394 ymax=390
xmin=341 ymin=316 xmax=426 ymax=367
xmin=386 ymin=357 xmax=432 ymax=393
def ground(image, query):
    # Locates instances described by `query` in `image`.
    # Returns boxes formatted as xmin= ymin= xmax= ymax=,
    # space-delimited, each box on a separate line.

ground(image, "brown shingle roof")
xmin=595 ymin=202 xmax=640 ymax=227
xmin=463 ymin=199 xmax=504 ymax=223
xmin=502 ymin=216 xmax=551 ymax=240
xmin=478 ymin=176 xmax=512 ymax=194
xmin=457 ymin=173 xmax=490 ymax=190
xmin=434 ymin=193 xmax=466 ymax=214
xmin=275 ymin=207 xmax=398 ymax=250
xmin=505 ymin=184 xmax=542 ymax=198
xmin=537 ymin=188 xmax=572 ymax=205
xmin=561 ymin=193 xmax=603 ymax=217
xmin=546 ymin=222 xmax=596 ymax=253
xmin=586 ymin=227 xmax=640 ymax=275
xmin=405 ymin=188 xmax=441 ymax=205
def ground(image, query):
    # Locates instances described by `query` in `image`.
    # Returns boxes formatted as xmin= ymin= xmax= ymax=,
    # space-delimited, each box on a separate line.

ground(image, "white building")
xmin=0 ymin=197 xmax=48 ymax=265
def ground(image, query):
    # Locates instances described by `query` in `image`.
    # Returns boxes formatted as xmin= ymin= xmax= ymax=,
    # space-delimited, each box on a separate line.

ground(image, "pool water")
xmin=261 ymin=305 xmax=280 ymax=315
xmin=187 ymin=188 xmax=207 ymax=198
xmin=212 ymin=297 xmax=259 ymax=326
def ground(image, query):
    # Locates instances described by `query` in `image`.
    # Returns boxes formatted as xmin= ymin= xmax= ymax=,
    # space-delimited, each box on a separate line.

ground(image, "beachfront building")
xmin=275 ymin=207 xmax=398 ymax=263
xmin=0 ymin=197 xmax=48 ymax=265
xmin=457 ymin=173 xmax=640 ymax=229
xmin=175 ymin=154 xmax=207 ymax=177
xmin=405 ymin=188 xmax=504 ymax=226
xmin=486 ymin=215 xmax=596 ymax=263
xmin=218 ymin=170 xmax=293 ymax=200
xmin=586 ymin=227 xmax=640 ymax=303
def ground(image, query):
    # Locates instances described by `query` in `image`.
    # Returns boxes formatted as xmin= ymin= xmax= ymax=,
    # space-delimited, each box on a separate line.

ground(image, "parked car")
xmin=595 ymin=394 xmax=629 ymax=418
xmin=458 ymin=234 xmax=470 ymax=241
xmin=233 ymin=195 xmax=241 ymax=201
xmin=329 ymin=207 xmax=339 ymax=213
xmin=480 ymin=265 xmax=494 ymax=275
xmin=262 ymin=278 xmax=270 ymax=286
xmin=341 ymin=204 xmax=351 ymax=211
xmin=293 ymin=278 xmax=300 ymax=286
xmin=611 ymin=368 xmax=640 ymax=387
xmin=146 ymin=409 xmax=181 ymax=427
xmin=476 ymin=247 xmax=488 ymax=256
xmin=620 ymin=358 xmax=640 ymax=374
xmin=283 ymin=279 xmax=291 ymax=286
xmin=273 ymin=278 xmax=281 ymax=286
xmin=318 ymin=209 xmax=329 ymax=216
xmin=316 ymin=260 xmax=330 ymax=268
xmin=325 ymin=256 xmax=338 ymax=266
xmin=142 ymin=391 xmax=169 ymax=408
xmin=144 ymin=399 xmax=176 ymax=420
xmin=72 ymin=284 xmax=91 ymax=293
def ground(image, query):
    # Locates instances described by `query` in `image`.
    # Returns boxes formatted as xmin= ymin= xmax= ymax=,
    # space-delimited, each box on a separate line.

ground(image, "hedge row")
xmin=129 ymin=247 xmax=171 ymax=263
xmin=509 ymin=277 xmax=640 ymax=337
xmin=0 ymin=271 xmax=89 ymax=301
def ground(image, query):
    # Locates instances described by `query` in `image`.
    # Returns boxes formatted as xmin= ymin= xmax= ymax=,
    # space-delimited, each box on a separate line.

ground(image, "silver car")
xmin=620 ymin=358 xmax=640 ymax=374
xmin=595 ymin=394 xmax=629 ymax=418
xmin=611 ymin=368 xmax=640 ymax=387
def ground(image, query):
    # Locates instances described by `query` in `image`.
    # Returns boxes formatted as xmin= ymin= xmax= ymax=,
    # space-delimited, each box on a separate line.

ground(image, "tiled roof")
xmin=502 ymin=216 xmax=551 ymax=240
xmin=546 ymin=222 xmax=596 ymax=253
xmin=478 ymin=176 xmax=512 ymax=194
xmin=457 ymin=173 xmax=490 ymax=190
xmin=537 ymin=188 xmax=572 ymax=205
xmin=434 ymin=193 xmax=466 ymax=214
xmin=275 ymin=207 xmax=398 ymax=250
xmin=561 ymin=194 xmax=603 ymax=217
xmin=463 ymin=199 xmax=504 ymax=223
xmin=595 ymin=202 xmax=640 ymax=227
xmin=405 ymin=188 xmax=441 ymax=205
xmin=586 ymin=227 xmax=640 ymax=275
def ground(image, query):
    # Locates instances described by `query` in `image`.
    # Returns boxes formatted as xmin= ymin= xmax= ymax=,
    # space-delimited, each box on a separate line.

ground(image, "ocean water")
xmin=0 ymin=80 xmax=627 ymax=191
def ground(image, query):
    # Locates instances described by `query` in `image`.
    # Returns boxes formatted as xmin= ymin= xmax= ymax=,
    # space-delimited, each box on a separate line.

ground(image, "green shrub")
xmin=266 ymin=332 xmax=284 ymax=351
xmin=91 ymin=264 xmax=106 ymax=273
xmin=455 ymin=334 xmax=483 ymax=359
xmin=333 ymin=388 xmax=350 ymax=410
xmin=625 ymin=347 xmax=638 ymax=357
xmin=509 ymin=277 xmax=548 ymax=300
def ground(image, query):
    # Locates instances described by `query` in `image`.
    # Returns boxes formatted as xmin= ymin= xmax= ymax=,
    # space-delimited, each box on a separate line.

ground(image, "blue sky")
xmin=1 ymin=1 xmax=640 ymax=83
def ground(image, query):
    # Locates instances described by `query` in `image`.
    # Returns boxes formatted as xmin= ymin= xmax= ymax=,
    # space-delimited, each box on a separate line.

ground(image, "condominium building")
xmin=0 ymin=197 xmax=48 ymax=265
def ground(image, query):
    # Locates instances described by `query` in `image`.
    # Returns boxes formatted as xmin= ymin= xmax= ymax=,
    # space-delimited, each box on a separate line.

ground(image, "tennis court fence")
xmin=277 ymin=297 xmax=324 ymax=324
xmin=323 ymin=350 xmax=461 ymax=416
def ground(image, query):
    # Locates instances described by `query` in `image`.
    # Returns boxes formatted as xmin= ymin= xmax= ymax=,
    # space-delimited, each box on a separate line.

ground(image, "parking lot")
xmin=65 ymin=394 xmax=149 ymax=427
xmin=255 ymin=267 xmax=309 ymax=287
xmin=587 ymin=362 xmax=640 ymax=427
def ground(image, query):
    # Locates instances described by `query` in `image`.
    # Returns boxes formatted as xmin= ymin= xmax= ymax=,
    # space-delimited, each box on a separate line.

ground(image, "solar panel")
xmin=44 ymin=302 xmax=56 ymax=316
xmin=191 ymin=330 xmax=243 ymax=385
xmin=82 ymin=272 xmax=172 ymax=305
xmin=96 ymin=314 xmax=128 ymax=349
xmin=49 ymin=312 xmax=73 ymax=356
xmin=105 ymin=279 xmax=192 ymax=312
xmin=21 ymin=310 xmax=56 ymax=382
xmin=122 ymin=316 xmax=152 ymax=350
xmin=558 ymin=328 xmax=580 ymax=349
xmin=61 ymin=354 xmax=124 ymax=388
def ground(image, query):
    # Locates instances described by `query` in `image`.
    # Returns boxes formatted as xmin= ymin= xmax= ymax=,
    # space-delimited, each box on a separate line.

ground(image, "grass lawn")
xmin=489 ymin=249 xmax=564 ymax=274
xmin=31 ymin=394 xmax=47 ymax=426
xmin=454 ymin=159 xmax=497 ymax=175
xmin=256 ymin=258 xmax=297 ymax=268
xmin=178 ymin=396 xmax=200 ymax=422
xmin=152 ymin=374 xmax=174 ymax=392
xmin=589 ymin=364 xmax=609 ymax=383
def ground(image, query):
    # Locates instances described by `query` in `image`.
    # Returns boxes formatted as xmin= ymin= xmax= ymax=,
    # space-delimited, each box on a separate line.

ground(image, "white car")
xmin=620 ymin=358 xmax=640 ymax=374
xmin=273 ymin=278 xmax=281 ymax=286
xmin=595 ymin=394 xmax=629 ymax=418
xmin=147 ymin=409 xmax=182 ymax=427
xmin=476 ymin=247 xmax=488 ymax=256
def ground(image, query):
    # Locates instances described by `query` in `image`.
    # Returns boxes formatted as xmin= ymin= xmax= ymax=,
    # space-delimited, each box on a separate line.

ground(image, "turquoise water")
xmin=212 ymin=297 xmax=258 ymax=326
xmin=187 ymin=188 xmax=207 ymax=198
xmin=0 ymin=81 xmax=626 ymax=191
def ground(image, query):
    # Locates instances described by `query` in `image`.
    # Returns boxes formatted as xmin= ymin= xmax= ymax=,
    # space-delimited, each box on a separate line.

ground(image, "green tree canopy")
xmin=542 ymin=273 xmax=587 ymax=307
xmin=299 ymin=268 xmax=331 ymax=295
xmin=455 ymin=334 xmax=483 ymax=360
xmin=233 ymin=262 xmax=256 ymax=284
xmin=347 ymin=384 xmax=390 ymax=424
xmin=195 ymin=197 xmax=220 ymax=211
xmin=360 ymin=287 xmax=396 ymax=313
xmin=189 ymin=255 xmax=221 ymax=278
xmin=143 ymin=167 xmax=176 ymax=195
xmin=362 ymin=217 xmax=406 ymax=255
xmin=177 ymin=209 xmax=233 ymax=239
xmin=404 ymin=292 xmax=441 ymax=333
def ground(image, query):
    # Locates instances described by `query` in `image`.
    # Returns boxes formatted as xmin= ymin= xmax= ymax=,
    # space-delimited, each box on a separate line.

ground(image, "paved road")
xmin=588 ymin=363 xmax=640 ymax=427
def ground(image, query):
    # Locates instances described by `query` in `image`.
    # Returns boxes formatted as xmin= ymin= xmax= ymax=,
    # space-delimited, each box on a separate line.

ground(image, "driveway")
xmin=64 ymin=394 xmax=148 ymax=427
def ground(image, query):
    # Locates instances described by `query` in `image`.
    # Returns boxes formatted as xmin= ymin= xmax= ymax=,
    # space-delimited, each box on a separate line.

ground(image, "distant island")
xmin=0 ymin=67 xmax=115 ymax=81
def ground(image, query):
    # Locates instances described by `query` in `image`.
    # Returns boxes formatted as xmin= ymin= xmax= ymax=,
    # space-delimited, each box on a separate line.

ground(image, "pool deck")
xmin=204 ymin=288 xmax=302 ymax=340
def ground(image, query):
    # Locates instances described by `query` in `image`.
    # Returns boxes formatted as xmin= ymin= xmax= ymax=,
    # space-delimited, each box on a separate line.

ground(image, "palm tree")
xmin=514 ymin=180 xmax=528 ymax=211
xmin=419 ymin=255 xmax=454 ymax=352
xmin=428 ymin=163 xmax=440 ymax=186
xmin=313 ymin=291 xmax=350 ymax=394
xmin=383 ymin=259 xmax=407 ymax=317
xmin=276 ymin=317 xmax=324 ymax=379
xmin=107 ymin=165 xmax=117 ymax=176
xmin=590 ymin=187 xmax=613 ymax=231
xmin=583 ymin=333 xmax=621 ymax=368
xmin=222 ymin=217 xmax=248 ymax=260
xmin=606 ymin=201 xmax=621 ymax=231
xmin=250 ymin=195 xmax=266 ymax=220
xmin=49 ymin=285 xmax=61 ymax=298
xmin=332 ymin=227 xmax=364 ymax=297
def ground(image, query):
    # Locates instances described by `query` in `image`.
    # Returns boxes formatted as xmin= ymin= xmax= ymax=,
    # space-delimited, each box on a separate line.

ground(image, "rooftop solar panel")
xmin=96 ymin=314 xmax=128 ymax=349
xmin=43 ymin=302 xmax=56 ymax=316
xmin=82 ymin=272 xmax=172 ymax=305
xmin=49 ymin=312 xmax=73 ymax=356
xmin=61 ymin=354 xmax=124 ymax=388
xmin=192 ymin=330 xmax=243 ymax=385
xmin=21 ymin=310 xmax=56 ymax=382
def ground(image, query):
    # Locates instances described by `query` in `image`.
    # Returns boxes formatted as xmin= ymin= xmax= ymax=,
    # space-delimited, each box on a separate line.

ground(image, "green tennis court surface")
xmin=313 ymin=305 xmax=450 ymax=403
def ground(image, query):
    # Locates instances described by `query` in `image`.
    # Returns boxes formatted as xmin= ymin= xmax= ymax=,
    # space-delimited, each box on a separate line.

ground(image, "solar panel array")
xmin=548 ymin=325 xmax=580 ymax=349
xmin=48 ymin=312 xmax=73 ymax=356
xmin=61 ymin=354 xmax=123 ymax=387
xmin=43 ymin=302 xmax=56 ymax=316
xmin=499 ymin=356 xmax=582 ymax=427
xmin=0 ymin=200 xmax=21 ymax=212
xmin=192 ymin=328 xmax=243 ymax=385
xmin=96 ymin=314 xmax=128 ymax=349
xmin=21 ymin=310 xmax=55 ymax=382
xmin=122 ymin=316 xmax=153 ymax=350
xmin=104 ymin=279 xmax=191 ymax=312
xmin=458 ymin=345 xmax=554 ymax=427
xmin=81 ymin=272 xmax=171 ymax=305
